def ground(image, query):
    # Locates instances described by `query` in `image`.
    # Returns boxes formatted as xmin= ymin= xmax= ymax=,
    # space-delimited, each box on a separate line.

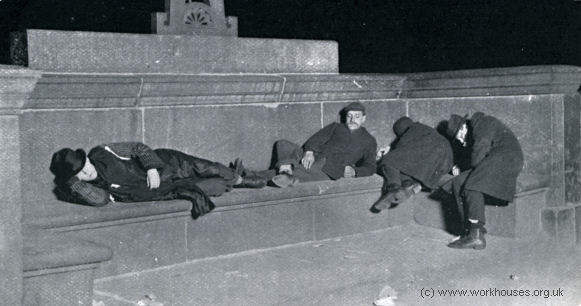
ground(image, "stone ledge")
xmin=24 ymin=200 xmax=192 ymax=231
xmin=23 ymin=233 xmax=112 ymax=273
xmin=213 ymin=175 xmax=383 ymax=209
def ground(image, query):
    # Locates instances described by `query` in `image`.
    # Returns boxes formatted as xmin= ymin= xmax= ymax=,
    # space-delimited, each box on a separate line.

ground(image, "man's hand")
xmin=452 ymin=165 xmax=460 ymax=176
xmin=234 ymin=174 xmax=243 ymax=185
xmin=301 ymin=151 xmax=315 ymax=169
xmin=147 ymin=168 xmax=161 ymax=189
xmin=376 ymin=145 xmax=391 ymax=161
xmin=344 ymin=165 xmax=356 ymax=178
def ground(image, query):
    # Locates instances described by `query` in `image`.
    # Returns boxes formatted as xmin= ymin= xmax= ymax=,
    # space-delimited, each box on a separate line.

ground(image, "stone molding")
xmin=23 ymin=65 xmax=581 ymax=109
xmin=0 ymin=65 xmax=41 ymax=111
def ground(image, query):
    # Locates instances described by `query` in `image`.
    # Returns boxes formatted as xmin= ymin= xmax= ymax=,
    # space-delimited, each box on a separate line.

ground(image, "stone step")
xmin=22 ymin=232 xmax=112 ymax=306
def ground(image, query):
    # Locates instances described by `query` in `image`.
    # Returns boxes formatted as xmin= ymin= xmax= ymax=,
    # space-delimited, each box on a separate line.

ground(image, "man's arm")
xmin=104 ymin=142 xmax=165 ymax=189
xmin=103 ymin=142 xmax=166 ymax=170
xmin=354 ymin=138 xmax=378 ymax=177
xmin=470 ymin=121 xmax=495 ymax=167
xmin=67 ymin=177 xmax=111 ymax=206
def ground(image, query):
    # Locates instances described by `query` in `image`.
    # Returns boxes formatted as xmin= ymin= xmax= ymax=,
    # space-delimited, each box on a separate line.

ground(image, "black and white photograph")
xmin=1 ymin=0 xmax=580 ymax=305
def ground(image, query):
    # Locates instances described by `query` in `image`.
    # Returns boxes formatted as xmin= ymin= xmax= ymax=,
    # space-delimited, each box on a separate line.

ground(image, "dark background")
xmin=1 ymin=0 xmax=580 ymax=72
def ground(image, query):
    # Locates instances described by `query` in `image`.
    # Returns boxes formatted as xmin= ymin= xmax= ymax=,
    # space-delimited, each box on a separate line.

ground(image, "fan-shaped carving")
xmin=183 ymin=3 xmax=216 ymax=28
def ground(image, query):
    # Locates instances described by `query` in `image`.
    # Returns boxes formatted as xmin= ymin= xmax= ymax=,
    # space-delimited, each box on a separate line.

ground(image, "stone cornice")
xmin=19 ymin=65 xmax=581 ymax=110
xmin=400 ymin=65 xmax=581 ymax=98
xmin=0 ymin=66 xmax=42 ymax=112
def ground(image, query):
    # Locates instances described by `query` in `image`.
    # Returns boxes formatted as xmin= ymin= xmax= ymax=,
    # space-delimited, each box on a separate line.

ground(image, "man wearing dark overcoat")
xmin=446 ymin=112 xmax=524 ymax=250
xmin=373 ymin=116 xmax=454 ymax=210
xmin=264 ymin=102 xmax=377 ymax=187
xmin=50 ymin=142 xmax=266 ymax=219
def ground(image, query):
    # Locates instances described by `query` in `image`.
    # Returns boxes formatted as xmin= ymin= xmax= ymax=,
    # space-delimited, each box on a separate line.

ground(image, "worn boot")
xmin=237 ymin=174 xmax=267 ymax=188
xmin=271 ymin=172 xmax=298 ymax=188
xmin=372 ymin=183 xmax=401 ymax=211
xmin=230 ymin=158 xmax=267 ymax=188
xmin=448 ymin=224 xmax=487 ymax=250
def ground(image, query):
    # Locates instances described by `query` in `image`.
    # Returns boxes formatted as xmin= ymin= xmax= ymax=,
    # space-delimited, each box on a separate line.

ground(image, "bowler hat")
xmin=341 ymin=102 xmax=366 ymax=115
xmin=393 ymin=116 xmax=413 ymax=137
xmin=446 ymin=114 xmax=468 ymax=138
xmin=50 ymin=148 xmax=86 ymax=184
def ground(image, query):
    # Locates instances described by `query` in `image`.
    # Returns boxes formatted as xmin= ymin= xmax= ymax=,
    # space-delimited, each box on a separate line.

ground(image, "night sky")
xmin=1 ymin=0 xmax=580 ymax=72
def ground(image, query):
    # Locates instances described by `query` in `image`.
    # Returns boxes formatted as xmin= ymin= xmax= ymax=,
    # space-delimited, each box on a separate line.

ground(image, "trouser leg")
xmin=272 ymin=139 xmax=303 ymax=170
xmin=464 ymin=189 xmax=486 ymax=224
xmin=379 ymin=162 xmax=402 ymax=190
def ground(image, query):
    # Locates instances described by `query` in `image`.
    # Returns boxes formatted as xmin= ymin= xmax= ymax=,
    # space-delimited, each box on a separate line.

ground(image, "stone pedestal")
xmin=0 ymin=65 xmax=41 ymax=306
xmin=26 ymin=30 xmax=338 ymax=73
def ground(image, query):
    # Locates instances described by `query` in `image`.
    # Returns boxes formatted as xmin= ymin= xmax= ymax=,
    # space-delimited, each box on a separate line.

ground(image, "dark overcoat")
xmin=380 ymin=122 xmax=453 ymax=189
xmin=65 ymin=142 xmax=236 ymax=218
xmin=461 ymin=112 xmax=524 ymax=201
xmin=302 ymin=122 xmax=377 ymax=179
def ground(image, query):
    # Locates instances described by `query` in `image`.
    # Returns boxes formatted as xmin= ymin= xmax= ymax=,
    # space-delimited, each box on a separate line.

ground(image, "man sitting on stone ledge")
xmin=49 ymin=142 xmax=266 ymax=219
xmin=259 ymin=102 xmax=377 ymax=188
xmin=372 ymin=116 xmax=454 ymax=211
xmin=445 ymin=112 xmax=524 ymax=250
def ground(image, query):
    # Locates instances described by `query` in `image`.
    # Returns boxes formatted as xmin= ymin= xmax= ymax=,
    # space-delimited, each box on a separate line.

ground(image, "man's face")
xmin=455 ymin=123 xmax=468 ymax=145
xmin=76 ymin=158 xmax=98 ymax=181
xmin=346 ymin=110 xmax=366 ymax=131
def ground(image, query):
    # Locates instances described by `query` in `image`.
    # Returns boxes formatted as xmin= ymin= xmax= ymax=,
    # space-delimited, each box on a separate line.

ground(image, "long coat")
xmin=460 ymin=112 xmax=524 ymax=201
xmin=303 ymin=122 xmax=377 ymax=179
xmin=64 ymin=142 xmax=236 ymax=218
xmin=380 ymin=122 xmax=453 ymax=189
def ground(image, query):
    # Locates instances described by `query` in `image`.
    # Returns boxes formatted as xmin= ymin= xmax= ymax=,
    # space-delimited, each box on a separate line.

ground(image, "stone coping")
xmin=213 ymin=175 xmax=383 ymax=209
xmin=24 ymin=200 xmax=192 ymax=230
xmin=25 ymin=173 xmax=548 ymax=232
xmin=23 ymin=233 xmax=112 ymax=273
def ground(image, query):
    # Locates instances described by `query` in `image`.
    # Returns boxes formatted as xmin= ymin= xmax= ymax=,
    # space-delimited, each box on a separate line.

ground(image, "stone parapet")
xmin=10 ymin=65 xmax=581 ymax=283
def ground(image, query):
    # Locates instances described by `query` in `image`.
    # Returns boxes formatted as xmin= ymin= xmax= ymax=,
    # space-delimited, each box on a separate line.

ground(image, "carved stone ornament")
xmin=152 ymin=0 xmax=238 ymax=36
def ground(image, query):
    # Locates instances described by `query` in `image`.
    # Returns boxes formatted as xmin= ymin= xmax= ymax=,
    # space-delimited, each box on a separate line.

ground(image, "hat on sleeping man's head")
xmin=50 ymin=148 xmax=86 ymax=185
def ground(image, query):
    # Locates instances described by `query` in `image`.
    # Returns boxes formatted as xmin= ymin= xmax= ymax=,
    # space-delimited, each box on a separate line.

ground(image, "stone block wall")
xmin=19 ymin=66 xmax=581 ymax=221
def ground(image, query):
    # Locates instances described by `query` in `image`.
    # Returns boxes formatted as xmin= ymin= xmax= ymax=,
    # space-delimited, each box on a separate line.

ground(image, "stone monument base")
xmin=26 ymin=30 xmax=338 ymax=74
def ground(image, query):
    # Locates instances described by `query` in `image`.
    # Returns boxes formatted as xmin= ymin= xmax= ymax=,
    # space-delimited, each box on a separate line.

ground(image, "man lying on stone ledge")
xmin=256 ymin=102 xmax=378 ymax=188
xmin=49 ymin=142 xmax=267 ymax=219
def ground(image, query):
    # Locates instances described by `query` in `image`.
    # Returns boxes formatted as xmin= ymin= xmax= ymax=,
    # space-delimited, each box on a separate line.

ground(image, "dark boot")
xmin=230 ymin=158 xmax=267 ymax=188
xmin=236 ymin=174 xmax=267 ymax=188
xmin=448 ymin=224 xmax=486 ymax=250
xmin=271 ymin=173 xmax=298 ymax=188
xmin=372 ymin=184 xmax=401 ymax=211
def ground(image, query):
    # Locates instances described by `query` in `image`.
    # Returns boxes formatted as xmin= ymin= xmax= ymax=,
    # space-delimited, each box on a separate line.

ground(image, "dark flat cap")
xmin=341 ymin=102 xmax=366 ymax=114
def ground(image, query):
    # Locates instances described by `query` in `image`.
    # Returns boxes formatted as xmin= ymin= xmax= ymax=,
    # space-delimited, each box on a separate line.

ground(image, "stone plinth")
xmin=26 ymin=30 xmax=338 ymax=73
xmin=0 ymin=66 xmax=41 ymax=306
